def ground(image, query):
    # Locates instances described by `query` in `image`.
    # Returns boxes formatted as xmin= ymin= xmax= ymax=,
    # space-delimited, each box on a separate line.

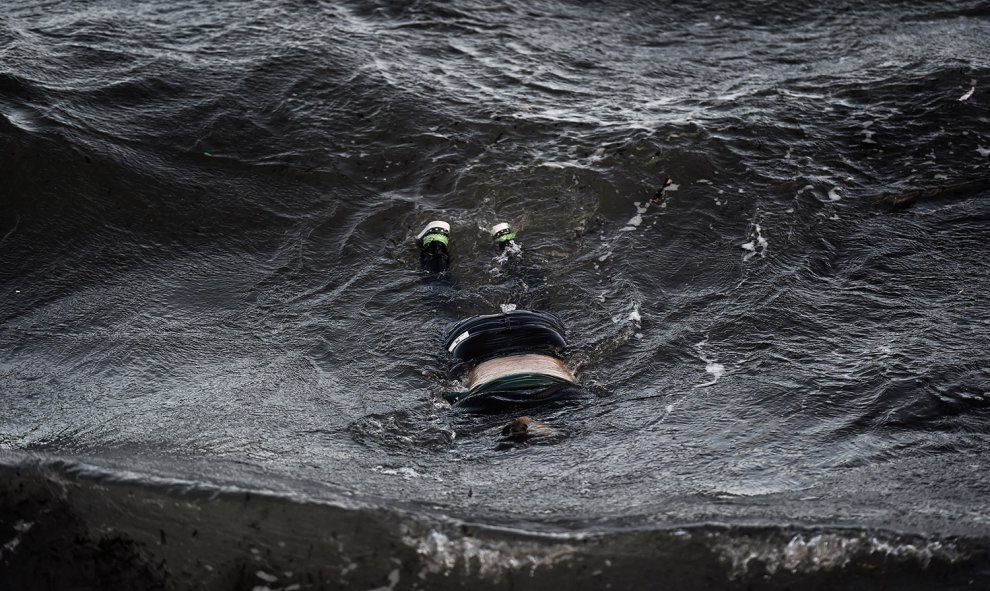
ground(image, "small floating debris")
xmin=959 ymin=86 xmax=975 ymax=101
xmin=827 ymin=187 xmax=842 ymax=201
xmin=977 ymin=146 xmax=990 ymax=157
xmin=651 ymin=177 xmax=675 ymax=202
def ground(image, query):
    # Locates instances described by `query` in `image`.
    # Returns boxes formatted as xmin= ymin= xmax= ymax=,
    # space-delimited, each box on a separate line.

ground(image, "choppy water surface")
xmin=2 ymin=0 xmax=990 ymax=587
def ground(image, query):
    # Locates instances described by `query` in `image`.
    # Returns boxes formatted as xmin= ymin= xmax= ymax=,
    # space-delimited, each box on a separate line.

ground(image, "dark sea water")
xmin=2 ymin=0 xmax=990 ymax=589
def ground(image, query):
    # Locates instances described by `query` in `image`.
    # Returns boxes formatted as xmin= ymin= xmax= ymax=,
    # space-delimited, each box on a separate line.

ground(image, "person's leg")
xmin=490 ymin=222 xmax=517 ymax=252
xmin=487 ymin=221 xmax=551 ymax=311
xmin=418 ymin=220 xmax=451 ymax=276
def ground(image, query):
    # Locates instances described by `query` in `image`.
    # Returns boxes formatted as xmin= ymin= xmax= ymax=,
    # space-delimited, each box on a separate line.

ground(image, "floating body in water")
xmin=418 ymin=220 xmax=591 ymax=442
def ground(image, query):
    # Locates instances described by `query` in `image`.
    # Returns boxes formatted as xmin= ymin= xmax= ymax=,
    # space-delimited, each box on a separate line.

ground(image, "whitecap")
xmin=742 ymin=224 xmax=768 ymax=261
xmin=621 ymin=201 xmax=649 ymax=231
xmin=694 ymin=362 xmax=725 ymax=388
xmin=620 ymin=214 xmax=642 ymax=231
xmin=372 ymin=465 xmax=442 ymax=481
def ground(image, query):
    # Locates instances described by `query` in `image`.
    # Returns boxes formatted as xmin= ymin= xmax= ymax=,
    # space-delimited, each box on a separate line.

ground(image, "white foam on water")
xmin=742 ymin=224 xmax=768 ymax=261
xmin=713 ymin=532 xmax=963 ymax=579
xmin=404 ymin=529 xmax=579 ymax=579
xmin=621 ymin=201 xmax=650 ymax=231
xmin=2 ymin=536 xmax=20 ymax=555
xmin=0 ymin=521 xmax=34 ymax=561
xmin=692 ymin=338 xmax=726 ymax=388
xmin=628 ymin=304 xmax=641 ymax=323
xmin=693 ymin=362 xmax=725 ymax=388
xmin=500 ymin=303 xmax=517 ymax=313
xmin=13 ymin=521 xmax=32 ymax=533
xmin=373 ymin=465 xmax=443 ymax=482
xmin=340 ymin=562 xmax=358 ymax=576
xmin=860 ymin=122 xmax=877 ymax=144
xmin=539 ymin=147 xmax=609 ymax=171
xmin=620 ymin=215 xmax=642 ymax=231
xmin=367 ymin=568 xmax=401 ymax=591
xmin=491 ymin=240 xmax=522 ymax=269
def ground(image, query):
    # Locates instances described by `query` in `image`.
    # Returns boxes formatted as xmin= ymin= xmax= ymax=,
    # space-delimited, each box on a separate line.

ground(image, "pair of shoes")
xmin=417 ymin=221 xmax=517 ymax=250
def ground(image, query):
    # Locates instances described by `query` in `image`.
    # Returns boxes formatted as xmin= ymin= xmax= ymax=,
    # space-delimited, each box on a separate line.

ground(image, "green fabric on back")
xmin=421 ymin=233 xmax=449 ymax=247
xmin=442 ymin=373 xmax=571 ymax=404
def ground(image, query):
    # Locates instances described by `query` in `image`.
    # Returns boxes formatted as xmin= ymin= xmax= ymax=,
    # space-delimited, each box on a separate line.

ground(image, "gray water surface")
xmin=2 ymin=0 xmax=990 ymax=586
